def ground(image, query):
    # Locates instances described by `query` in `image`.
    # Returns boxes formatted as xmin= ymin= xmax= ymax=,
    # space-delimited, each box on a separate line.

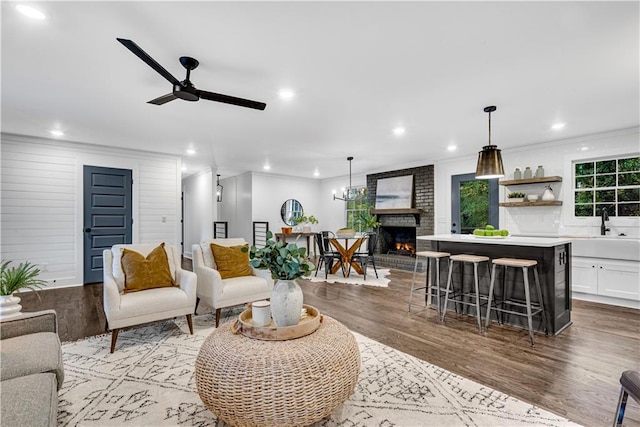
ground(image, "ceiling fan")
xmin=116 ymin=38 xmax=266 ymax=110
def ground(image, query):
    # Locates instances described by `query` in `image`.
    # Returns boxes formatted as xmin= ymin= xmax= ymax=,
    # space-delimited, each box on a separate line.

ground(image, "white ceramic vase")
xmin=270 ymin=279 xmax=303 ymax=327
xmin=0 ymin=294 xmax=22 ymax=319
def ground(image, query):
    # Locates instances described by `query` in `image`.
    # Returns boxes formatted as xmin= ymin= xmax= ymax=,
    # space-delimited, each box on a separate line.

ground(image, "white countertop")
xmin=417 ymin=234 xmax=573 ymax=247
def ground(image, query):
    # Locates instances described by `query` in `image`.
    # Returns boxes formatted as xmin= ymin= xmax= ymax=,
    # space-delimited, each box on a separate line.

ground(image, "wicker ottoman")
xmin=195 ymin=316 xmax=361 ymax=427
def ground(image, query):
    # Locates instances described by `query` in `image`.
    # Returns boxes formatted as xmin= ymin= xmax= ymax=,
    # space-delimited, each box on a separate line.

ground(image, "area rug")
xmin=303 ymin=266 xmax=391 ymax=287
xmin=58 ymin=312 xmax=580 ymax=426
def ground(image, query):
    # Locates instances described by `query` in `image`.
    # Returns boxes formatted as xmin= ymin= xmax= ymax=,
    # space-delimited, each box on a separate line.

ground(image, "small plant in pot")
xmin=0 ymin=260 xmax=47 ymax=319
xmin=246 ymin=231 xmax=315 ymax=327
xmin=507 ymin=192 xmax=526 ymax=202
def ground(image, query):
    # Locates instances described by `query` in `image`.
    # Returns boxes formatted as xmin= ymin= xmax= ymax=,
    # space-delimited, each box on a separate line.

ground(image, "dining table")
xmin=328 ymin=235 xmax=367 ymax=276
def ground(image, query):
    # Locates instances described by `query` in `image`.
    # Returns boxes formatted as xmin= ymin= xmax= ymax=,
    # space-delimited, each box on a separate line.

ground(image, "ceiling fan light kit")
xmin=117 ymin=38 xmax=266 ymax=110
xmin=475 ymin=105 xmax=505 ymax=179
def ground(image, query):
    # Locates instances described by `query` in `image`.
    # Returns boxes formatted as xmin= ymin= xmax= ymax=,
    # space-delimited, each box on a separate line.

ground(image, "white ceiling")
xmin=2 ymin=1 xmax=638 ymax=179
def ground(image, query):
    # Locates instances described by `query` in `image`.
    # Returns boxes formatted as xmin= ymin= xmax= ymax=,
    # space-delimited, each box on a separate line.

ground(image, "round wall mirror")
xmin=281 ymin=199 xmax=303 ymax=225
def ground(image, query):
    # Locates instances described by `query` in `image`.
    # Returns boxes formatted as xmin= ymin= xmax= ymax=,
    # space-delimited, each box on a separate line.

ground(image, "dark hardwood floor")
xmin=16 ymin=263 xmax=639 ymax=427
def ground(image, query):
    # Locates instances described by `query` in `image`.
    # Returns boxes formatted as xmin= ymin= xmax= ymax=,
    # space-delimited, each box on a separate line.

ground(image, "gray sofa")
xmin=0 ymin=310 xmax=64 ymax=426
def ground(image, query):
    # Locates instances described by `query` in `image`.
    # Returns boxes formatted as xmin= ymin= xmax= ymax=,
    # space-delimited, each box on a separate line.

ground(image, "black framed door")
xmin=451 ymin=172 xmax=499 ymax=234
xmin=83 ymin=166 xmax=132 ymax=283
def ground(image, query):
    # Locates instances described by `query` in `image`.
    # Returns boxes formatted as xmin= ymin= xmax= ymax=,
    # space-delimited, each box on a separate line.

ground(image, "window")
xmin=345 ymin=187 xmax=368 ymax=230
xmin=574 ymin=156 xmax=640 ymax=217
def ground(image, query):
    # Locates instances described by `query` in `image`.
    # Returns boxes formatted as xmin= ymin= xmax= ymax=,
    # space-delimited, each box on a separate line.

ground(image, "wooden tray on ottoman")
xmin=232 ymin=304 xmax=322 ymax=340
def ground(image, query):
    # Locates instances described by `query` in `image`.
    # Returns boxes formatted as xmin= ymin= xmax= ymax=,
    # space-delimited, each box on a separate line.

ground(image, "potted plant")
xmin=0 ymin=260 xmax=47 ymax=319
xmin=247 ymin=231 xmax=315 ymax=327
xmin=507 ymin=192 xmax=526 ymax=202
xmin=293 ymin=214 xmax=319 ymax=233
xmin=355 ymin=205 xmax=381 ymax=232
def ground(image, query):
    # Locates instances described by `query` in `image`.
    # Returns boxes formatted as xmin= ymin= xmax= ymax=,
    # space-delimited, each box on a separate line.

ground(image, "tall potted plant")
xmin=0 ymin=260 xmax=47 ymax=319
xmin=355 ymin=205 xmax=381 ymax=232
xmin=247 ymin=231 xmax=315 ymax=327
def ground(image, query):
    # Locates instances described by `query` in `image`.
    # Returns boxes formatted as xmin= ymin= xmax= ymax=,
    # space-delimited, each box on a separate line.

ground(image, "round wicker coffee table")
xmin=195 ymin=316 xmax=361 ymax=427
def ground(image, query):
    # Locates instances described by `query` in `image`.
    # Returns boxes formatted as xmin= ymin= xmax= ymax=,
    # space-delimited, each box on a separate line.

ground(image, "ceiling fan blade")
xmin=117 ymin=38 xmax=181 ymax=86
xmin=148 ymin=93 xmax=178 ymax=105
xmin=196 ymin=90 xmax=267 ymax=110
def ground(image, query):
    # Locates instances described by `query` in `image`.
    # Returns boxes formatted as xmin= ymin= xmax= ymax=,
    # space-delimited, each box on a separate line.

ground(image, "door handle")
xmin=84 ymin=227 xmax=92 ymax=233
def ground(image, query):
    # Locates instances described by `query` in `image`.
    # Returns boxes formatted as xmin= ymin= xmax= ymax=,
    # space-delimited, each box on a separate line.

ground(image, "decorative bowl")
xmin=527 ymin=195 xmax=539 ymax=202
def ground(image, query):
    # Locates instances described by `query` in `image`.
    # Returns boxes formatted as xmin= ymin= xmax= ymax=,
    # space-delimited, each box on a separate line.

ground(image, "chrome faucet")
xmin=600 ymin=208 xmax=610 ymax=236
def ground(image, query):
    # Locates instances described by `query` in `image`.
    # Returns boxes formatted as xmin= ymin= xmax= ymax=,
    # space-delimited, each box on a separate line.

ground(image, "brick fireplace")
xmin=366 ymin=165 xmax=435 ymax=271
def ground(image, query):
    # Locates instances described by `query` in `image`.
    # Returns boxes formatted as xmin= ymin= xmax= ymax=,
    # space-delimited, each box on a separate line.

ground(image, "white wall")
xmin=0 ymin=133 xmax=182 ymax=288
xmin=434 ymin=127 xmax=640 ymax=237
xmin=182 ymin=169 xmax=215 ymax=258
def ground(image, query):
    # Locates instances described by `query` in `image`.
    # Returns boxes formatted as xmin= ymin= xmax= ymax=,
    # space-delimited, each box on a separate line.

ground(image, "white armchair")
xmin=103 ymin=243 xmax=197 ymax=353
xmin=192 ymin=238 xmax=273 ymax=326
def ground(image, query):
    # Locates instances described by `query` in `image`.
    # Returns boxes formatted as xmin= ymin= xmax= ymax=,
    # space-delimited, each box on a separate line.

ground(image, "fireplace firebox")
xmin=379 ymin=226 xmax=416 ymax=256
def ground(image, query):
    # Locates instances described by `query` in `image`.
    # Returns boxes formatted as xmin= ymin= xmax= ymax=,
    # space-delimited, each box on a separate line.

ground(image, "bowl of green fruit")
xmin=472 ymin=225 xmax=509 ymax=238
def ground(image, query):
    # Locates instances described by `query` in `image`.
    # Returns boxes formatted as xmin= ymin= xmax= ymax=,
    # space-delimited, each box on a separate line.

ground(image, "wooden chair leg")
xmin=186 ymin=314 xmax=194 ymax=334
xmin=215 ymin=308 xmax=221 ymax=327
xmin=194 ymin=297 xmax=200 ymax=315
xmin=110 ymin=329 xmax=119 ymax=353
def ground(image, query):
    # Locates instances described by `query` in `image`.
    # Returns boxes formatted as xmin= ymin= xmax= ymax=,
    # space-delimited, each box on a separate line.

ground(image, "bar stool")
xmin=614 ymin=370 xmax=640 ymax=426
xmin=484 ymin=258 xmax=549 ymax=347
xmin=408 ymin=251 xmax=450 ymax=317
xmin=441 ymin=254 xmax=491 ymax=332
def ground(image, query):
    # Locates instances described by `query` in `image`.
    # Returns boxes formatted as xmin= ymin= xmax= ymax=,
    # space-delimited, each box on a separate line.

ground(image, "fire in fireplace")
xmin=379 ymin=226 xmax=416 ymax=256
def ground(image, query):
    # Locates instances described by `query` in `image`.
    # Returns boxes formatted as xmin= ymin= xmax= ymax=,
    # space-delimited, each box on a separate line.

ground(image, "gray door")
xmin=451 ymin=173 xmax=499 ymax=234
xmin=83 ymin=166 xmax=132 ymax=283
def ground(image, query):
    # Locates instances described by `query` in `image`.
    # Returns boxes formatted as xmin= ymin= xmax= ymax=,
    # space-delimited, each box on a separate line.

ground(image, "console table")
xmin=195 ymin=316 xmax=361 ymax=426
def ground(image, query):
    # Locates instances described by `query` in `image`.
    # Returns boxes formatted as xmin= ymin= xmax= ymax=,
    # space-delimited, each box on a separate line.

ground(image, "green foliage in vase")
xmin=245 ymin=231 xmax=315 ymax=280
xmin=0 ymin=260 xmax=47 ymax=296
xmin=292 ymin=214 xmax=318 ymax=225
xmin=355 ymin=204 xmax=381 ymax=231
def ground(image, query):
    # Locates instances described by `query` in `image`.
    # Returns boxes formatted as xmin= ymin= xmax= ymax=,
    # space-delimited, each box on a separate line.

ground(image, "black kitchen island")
xmin=417 ymin=234 xmax=572 ymax=335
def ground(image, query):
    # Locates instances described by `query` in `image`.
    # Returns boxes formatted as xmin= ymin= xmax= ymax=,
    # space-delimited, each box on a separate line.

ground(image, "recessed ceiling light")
xmin=278 ymin=89 xmax=295 ymax=100
xmin=447 ymin=145 xmax=457 ymax=152
xmin=16 ymin=5 xmax=46 ymax=20
xmin=263 ymin=163 xmax=271 ymax=171
xmin=313 ymin=170 xmax=319 ymax=177
xmin=186 ymin=148 xmax=196 ymax=155
xmin=551 ymin=123 xmax=566 ymax=130
xmin=393 ymin=127 xmax=406 ymax=136
xmin=580 ymin=146 xmax=589 ymax=151
xmin=50 ymin=130 xmax=64 ymax=137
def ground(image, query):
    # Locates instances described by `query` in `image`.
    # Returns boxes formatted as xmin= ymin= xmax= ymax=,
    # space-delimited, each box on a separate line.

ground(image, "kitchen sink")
xmin=570 ymin=236 xmax=640 ymax=261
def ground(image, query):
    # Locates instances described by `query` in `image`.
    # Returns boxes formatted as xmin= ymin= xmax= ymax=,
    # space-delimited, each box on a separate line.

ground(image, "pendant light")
xmin=216 ymin=174 xmax=223 ymax=202
xmin=475 ymin=105 xmax=505 ymax=179
xmin=333 ymin=156 xmax=360 ymax=201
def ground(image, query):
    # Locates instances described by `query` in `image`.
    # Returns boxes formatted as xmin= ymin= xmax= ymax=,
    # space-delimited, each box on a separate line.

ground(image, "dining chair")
xmin=315 ymin=232 xmax=343 ymax=278
xmin=348 ymin=232 xmax=379 ymax=280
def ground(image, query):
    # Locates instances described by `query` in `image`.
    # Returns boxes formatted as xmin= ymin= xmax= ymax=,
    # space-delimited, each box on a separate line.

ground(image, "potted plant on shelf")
xmin=247 ymin=231 xmax=315 ymax=327
xmin=507 ymin=192 xmax=526 ymax=203
xmin=293 ymin=214 xmax=319 ymax=233
xmin=0 ymin=260 xmax=47 ymax=319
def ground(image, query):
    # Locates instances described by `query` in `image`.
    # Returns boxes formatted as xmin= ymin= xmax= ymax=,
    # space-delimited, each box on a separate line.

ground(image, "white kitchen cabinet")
xmin=572 ymin=257 xmax=640 ymax=301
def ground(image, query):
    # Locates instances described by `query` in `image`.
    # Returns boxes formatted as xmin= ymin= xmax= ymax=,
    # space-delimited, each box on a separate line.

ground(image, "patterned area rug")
xmin=303 ymin=266 xmax=391 ymax=287
xmin=59 ymin=312 xmax=580 ymax=426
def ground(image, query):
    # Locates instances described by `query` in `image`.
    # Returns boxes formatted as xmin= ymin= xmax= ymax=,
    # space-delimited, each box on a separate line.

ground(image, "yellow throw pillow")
xmin=121 ymin=243 xmax=176 ymax=293
xmin=210 ymin=243 xmax=253 ymax=279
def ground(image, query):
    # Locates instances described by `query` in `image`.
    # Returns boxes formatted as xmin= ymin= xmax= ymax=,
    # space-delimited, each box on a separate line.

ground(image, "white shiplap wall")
xmin=0 ymin=133 xmax=182 ymax=288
